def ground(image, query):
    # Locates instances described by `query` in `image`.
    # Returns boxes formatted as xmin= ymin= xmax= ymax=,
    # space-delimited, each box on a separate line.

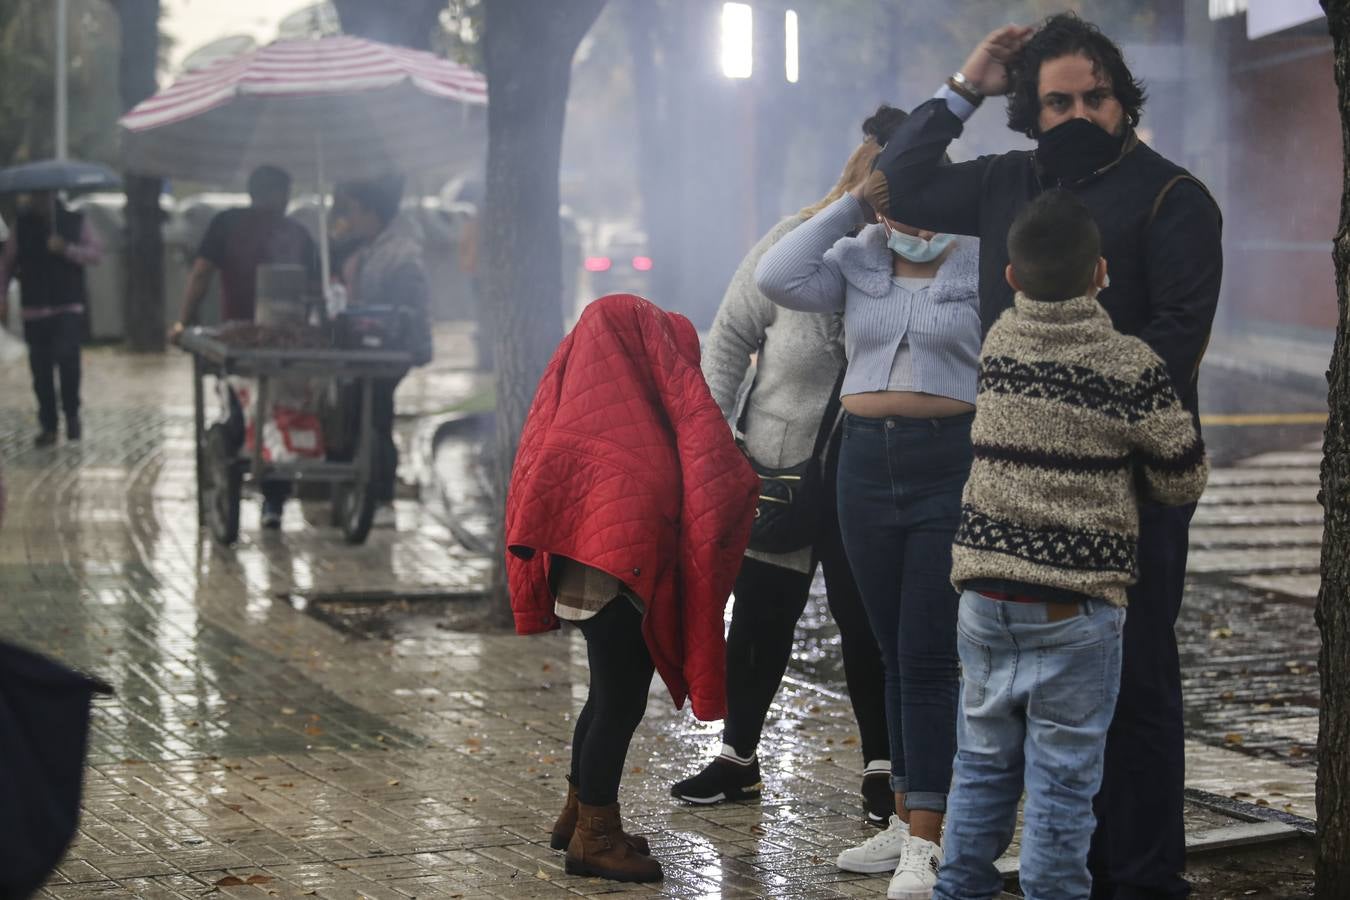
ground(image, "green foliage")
xmin=0 ymin=0 xmax=122 ymax=166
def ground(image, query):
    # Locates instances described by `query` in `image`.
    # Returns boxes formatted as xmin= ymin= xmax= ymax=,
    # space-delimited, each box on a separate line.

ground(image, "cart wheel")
xmin=337 ymin=479 xmax=376 ymax=544
xmin=203 ymin=423 xmax=242 ymax=545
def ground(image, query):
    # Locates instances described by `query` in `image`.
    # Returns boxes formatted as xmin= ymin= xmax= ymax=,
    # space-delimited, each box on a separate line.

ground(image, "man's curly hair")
xmin=1005 ymin=13 xmax=1147 ymax=139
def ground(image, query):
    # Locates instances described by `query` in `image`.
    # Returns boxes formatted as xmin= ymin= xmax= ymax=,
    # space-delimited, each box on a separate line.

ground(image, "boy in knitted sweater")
xmin=933 ymin=191 xmax=1208 ymax=900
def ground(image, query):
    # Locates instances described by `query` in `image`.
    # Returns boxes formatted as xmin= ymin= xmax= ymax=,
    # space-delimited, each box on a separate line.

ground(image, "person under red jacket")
xmin=506 ymin=293 xmax=759 ymax=884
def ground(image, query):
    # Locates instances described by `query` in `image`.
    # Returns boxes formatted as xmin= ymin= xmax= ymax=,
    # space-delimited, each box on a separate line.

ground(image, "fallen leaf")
xmin=1219 ymin=691 xmax=1235 ymax=701
xmin=535 ymin=869 xmax=552 ymax=881
xmin=281 ymin=707 xmax=297 ymax=715
xmin=387 ymin=779 xmax=401 ymax=786
xmin=1256 ymin=798 xmax=1270 ymax=807
xmin=245 ymin=876 xmax=272 ymax=885
xmin=224 ymin=803 xmax=243 ymax=812
xmin=630 ymin=766 xmax=643 ymax=774
xmin=1209 ymin=626 xmax=1233 ymax=639
xmin=304 ymin=725 xmax=324 ymax=737
xmin=214 ymin=876 xmax=245 ymax=887
xmin=749 ymin=824 xmax=767 ymax=836
xmin=1223 ymin=733 xmax=1244 ymax=745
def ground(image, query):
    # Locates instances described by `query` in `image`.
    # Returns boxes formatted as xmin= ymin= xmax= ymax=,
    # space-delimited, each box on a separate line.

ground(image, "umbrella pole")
xmin=316 ymin=132 xmax=332 ymax=315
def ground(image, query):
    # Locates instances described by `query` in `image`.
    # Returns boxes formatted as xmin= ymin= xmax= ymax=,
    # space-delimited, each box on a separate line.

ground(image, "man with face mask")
xmin=862 ymin=13 xmax=1222 ymax=900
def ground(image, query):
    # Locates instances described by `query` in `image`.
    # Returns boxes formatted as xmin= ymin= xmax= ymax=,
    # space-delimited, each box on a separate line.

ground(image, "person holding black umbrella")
xmin=0 ymin=189 xmax=103 ymax=446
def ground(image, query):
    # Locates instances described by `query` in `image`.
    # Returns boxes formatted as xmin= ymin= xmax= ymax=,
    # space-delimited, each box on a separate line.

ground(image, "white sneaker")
xmin=886 ymin=835 xmax=943 ymax=900
xmin=837 ymin=814 xmax=909 ymax=873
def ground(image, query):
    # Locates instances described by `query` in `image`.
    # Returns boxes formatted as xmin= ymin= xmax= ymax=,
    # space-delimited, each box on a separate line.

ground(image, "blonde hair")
xmin=798 ymin=137 xmax=882 ymax=220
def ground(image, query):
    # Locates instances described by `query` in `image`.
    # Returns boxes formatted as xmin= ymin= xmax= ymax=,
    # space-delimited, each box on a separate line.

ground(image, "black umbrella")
xmin=0 ymin=159 xmax=121 ymax=194
xmin=0 ymin=640 xmax=112 ymax=899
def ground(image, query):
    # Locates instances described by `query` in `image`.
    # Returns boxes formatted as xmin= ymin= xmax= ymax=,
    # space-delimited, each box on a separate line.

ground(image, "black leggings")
xmin=568 ymin=600 xmax=656 ymax=807
xmin=723 ymin=461 xmax=890 ymax=765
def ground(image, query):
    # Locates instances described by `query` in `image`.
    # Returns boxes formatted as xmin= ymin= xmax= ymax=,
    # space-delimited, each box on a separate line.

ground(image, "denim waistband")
xmin=960 ymin=588 xmax=1114 ymax=624
xmin=843 ymin=410 xmax=975 ymax=434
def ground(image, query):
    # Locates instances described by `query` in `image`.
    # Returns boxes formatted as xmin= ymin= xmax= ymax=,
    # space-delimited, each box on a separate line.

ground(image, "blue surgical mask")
xmin=885 ymin=227 xmax=955 ymax=263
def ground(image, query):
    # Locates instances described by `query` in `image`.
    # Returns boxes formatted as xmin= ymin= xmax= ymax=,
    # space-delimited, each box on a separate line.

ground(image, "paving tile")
xmin=0 ymin=346 xmax=1321 ymax=898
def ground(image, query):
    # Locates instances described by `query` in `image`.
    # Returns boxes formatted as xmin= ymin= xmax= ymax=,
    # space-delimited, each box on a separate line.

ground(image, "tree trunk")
xmin=482 ymin=0 xmax=606 ymax=620
xmin=331 ymin=0 xmax=447 ymax=51
xmin=1319 ymin=2 xmax=1350 ymax=896
xmin=621 ymin=0 xmax=744 ymax=327
xmin=113 ymin=0 xmax=164 ymax=353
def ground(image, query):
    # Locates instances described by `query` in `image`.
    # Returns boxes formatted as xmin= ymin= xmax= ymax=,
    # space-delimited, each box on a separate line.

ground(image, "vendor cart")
xmin=180 ymin=328 xmax=412 ymax=546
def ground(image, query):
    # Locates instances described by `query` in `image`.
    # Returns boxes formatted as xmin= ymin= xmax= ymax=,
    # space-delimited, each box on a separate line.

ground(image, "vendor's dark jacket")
xmin=872 ymin=98 xmax=1223 ymax=416
xmin=14 ymin=206 xmax=88 ymax=312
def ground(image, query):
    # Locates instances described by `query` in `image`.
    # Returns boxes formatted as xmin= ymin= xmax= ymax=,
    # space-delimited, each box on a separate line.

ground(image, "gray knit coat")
xmin=702 ymin=213 xmax=845 ymax=573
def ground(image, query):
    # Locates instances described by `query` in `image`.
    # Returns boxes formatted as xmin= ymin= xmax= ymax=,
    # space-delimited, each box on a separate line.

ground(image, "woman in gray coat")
xmin=670 ymin=116 xmax=893 ymax=827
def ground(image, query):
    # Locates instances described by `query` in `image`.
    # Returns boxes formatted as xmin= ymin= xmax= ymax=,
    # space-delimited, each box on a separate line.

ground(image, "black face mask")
xmin=1035 ymin=118 xmax=1125 ymax=181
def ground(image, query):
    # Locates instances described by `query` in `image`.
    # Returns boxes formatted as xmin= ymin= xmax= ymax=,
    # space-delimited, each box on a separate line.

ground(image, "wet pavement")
xmin=0 ymin=333 xmax=1329 ymax=897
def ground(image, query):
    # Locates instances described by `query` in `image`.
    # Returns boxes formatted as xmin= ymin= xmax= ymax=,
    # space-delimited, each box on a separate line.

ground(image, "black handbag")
xmin=736 ymin=363 xmax=846 ymax=554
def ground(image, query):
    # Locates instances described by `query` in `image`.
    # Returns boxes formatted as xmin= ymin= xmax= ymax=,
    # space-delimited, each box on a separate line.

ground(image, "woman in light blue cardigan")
xmin=756 ymin=106 xmax=981 ymax=900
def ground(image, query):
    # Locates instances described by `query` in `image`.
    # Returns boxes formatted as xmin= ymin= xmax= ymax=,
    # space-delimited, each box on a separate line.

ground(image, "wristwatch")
xmin=947 ymin=71 xmax=983 ymax=107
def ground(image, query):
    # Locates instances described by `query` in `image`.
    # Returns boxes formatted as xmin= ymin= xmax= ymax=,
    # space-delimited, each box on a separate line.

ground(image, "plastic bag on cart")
xmin=220 ymin=375 xmax=326 ymax=463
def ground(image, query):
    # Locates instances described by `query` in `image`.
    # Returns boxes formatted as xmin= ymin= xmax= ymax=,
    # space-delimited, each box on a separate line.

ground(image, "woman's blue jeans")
xmin=835 ymin=411 xmax=972 ymax=814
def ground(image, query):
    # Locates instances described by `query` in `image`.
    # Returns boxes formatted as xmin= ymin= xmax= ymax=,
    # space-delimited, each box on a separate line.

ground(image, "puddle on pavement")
xmin=297 ymin=589 xmax=495 ymax=639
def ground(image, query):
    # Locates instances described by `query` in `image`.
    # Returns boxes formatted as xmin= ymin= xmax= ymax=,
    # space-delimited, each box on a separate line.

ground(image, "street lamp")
xmin=56 ymin=0 xmax=68 ymax=160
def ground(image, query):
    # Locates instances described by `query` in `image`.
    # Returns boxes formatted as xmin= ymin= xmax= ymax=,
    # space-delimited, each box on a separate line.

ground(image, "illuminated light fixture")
xmin=584 ymin=256 xmax=612 ymax=272
xmin=632 ymin=256 xmax=653 ymax=271
xmin=785 ymin=10 xmax=798 ymax=83
xmin=1208 ymin=0 xmax=1248 ymax=19
xmin=721 ymin=3 xmax=753 ymax=79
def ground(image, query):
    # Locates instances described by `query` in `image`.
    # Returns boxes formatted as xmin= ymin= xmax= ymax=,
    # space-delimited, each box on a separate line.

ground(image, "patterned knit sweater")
xmin=950 ymin=293 xmax=1209 ymax=606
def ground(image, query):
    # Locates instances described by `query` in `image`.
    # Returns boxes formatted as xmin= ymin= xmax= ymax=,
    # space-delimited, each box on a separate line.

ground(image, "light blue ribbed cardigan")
xmin=754 ymin=194 xmax=981 ymax=405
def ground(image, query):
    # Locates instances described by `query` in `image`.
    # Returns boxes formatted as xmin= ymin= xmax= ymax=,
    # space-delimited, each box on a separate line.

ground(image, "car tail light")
xmin=632 ymin=256 xmax=653 ymax=271
xmin=584 ymin=256 xmax=612 ymax=272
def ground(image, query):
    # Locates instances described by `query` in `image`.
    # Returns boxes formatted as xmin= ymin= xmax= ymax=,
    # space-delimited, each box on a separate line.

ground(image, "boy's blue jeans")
xmin=934 ymin=590 xmax=1125 ymax=900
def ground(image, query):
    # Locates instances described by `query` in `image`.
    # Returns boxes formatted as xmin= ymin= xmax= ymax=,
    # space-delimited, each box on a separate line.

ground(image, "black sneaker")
xmin=861 ymin=770 xmax=892 ymax=827
xmin=66 ymin=418 xmax=81 ymax=442
xmin=34 ymin=430 xmax=57 ymax=448
xmin=670 ymin=755 xmax=762 ymax=804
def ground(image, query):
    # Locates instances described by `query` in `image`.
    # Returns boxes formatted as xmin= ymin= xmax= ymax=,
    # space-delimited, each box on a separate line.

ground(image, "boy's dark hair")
xmin=247 ymin=165 xmax=291 ymax=204
xmin=1007 ymin=189 xmax=1101 ymax=302
xmin=862 ymin=104 xmax=908 ymax=147
xmin=1006 ymin=13 xmax=1147 ymax=139
xmin=340 ymin=173 xmax=406 ymax=225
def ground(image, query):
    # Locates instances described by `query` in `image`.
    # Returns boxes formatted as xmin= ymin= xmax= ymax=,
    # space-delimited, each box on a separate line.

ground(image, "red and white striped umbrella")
xmin=120 ymin=36 xmax=487 ymax=185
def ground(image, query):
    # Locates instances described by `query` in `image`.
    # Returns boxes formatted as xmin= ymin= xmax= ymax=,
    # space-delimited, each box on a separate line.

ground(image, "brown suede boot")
xmin=550 ymin=780 xmax=650 ymax=854
xmin=564 ymin=801 xmax=663 ymax=882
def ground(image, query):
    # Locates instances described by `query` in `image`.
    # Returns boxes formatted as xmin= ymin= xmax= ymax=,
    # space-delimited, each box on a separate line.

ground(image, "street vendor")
xmin=332 ymin=174 xmax=432 ymax=529
xmin=170 ymin=165 xmax=321 ymax=528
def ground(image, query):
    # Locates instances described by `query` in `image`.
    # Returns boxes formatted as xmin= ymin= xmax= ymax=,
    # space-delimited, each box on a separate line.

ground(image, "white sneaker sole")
xmin=887 ymin=885 xmax=935 ymax=900
xmin=836 ymin=853 xmax=903 ymax=874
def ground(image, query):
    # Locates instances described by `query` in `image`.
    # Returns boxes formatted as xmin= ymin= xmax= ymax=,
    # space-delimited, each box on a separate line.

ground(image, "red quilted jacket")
xmin=506 ymin=294 xmax=759 ymax=721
